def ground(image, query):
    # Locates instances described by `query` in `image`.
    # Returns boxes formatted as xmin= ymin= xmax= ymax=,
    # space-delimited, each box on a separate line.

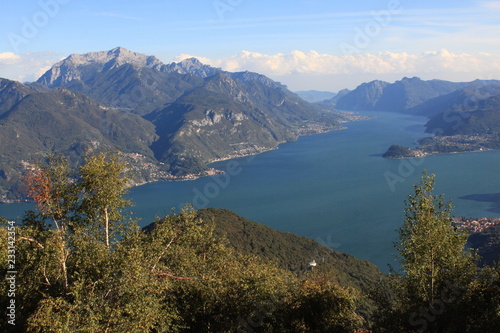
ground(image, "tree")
xmin=278 ymin=275 xmax=361 ymax=333
xmin=24 ymin=155 xmax=78 ymax=229
xmin=147 ymin=207 xmax=294 ymax=332
xmin=23 ymin=155 xmax=78 ymax=289
xmin=80 ymin=152 xmax=132 ymax=248
xmin=372 ymin=172 xmax=477 ymax=332
xmin=397 ymin=172 xmax=476 ymax=305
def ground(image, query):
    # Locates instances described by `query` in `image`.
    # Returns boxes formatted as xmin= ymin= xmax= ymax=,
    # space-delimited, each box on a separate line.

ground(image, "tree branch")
xmin=152 ymin=268 xmax=198 ymax=280
xmin=18 ymin=236 xmax=45 ymax=249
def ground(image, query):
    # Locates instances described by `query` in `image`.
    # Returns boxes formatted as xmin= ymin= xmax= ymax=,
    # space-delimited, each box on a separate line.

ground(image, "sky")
xmin=1 ymin=0 xmax=499 ymax=91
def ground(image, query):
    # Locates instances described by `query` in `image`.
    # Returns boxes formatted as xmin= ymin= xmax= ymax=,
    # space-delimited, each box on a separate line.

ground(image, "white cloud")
xmin=178 ymin=49 xmax=500 ymax=91
xmin=182 ymin=49 xmax=500 ymax=77
xmin=0 ymin=52 xmax=21 ymax=64
xmin=0 ymin=51 xmax=62 ymax=82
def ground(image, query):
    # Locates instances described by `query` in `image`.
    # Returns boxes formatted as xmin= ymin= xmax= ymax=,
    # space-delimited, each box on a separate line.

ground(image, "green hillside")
xmin=197 ymin=208 xmax=384 ymax=294
xmin=0 ymin=86 xmax=161 ymax=201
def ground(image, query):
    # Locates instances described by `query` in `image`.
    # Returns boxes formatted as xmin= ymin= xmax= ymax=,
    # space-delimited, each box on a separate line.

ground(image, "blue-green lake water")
xmin=2 ymin=111 xmax=499 ymax=271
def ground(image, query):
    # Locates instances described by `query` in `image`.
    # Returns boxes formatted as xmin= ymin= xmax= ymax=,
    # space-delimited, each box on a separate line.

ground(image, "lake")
xmin=2 ymin=111 xmax=499 ymax=271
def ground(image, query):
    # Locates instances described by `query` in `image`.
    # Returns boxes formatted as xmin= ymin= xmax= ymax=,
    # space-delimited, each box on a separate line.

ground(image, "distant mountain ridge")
xmin=146 ymin=71 xmax=343 ymax=173
xmin=323 ymin=76 xmax=500 ymax=158
xmin=295 ymin=90 xmax=337 ymax=103
xmin=37 ymin=47 xmax=216 ymax=114
xmin=162 ymin=57 xmax=223 ymax=78
xmin=329 ymin=77 xmax=471 ymax=112
xmin=374 ymin=79 xmax=500 ymax=157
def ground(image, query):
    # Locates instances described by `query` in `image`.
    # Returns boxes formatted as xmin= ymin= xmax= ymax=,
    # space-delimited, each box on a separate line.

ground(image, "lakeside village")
xmin=454 ymin=216 xmax=500 ymax=233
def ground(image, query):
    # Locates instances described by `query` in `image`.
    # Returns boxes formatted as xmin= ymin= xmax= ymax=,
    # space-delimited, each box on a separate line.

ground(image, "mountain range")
xmin=0 ymin=47 xmax=346 ymax=202
xmin=323 ymin=76 xmax=500 ymax=157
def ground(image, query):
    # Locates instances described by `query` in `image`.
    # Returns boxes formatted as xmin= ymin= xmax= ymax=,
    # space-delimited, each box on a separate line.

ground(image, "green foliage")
xmin=4 ymin=155 xmax=363 ymax=332
xmin=397 ymin=172 xmax=476 ymax=303
xmin=80 ymin=152 xmax=133 ymax=247
xmin=278 ymin=276 xmax=361 ymax=332
xmin=382 ymin=144 xmax=417 ymax=158
xmin=196 ymin=208 xmax=385 ymax=321
xmin=371 ymin=172 xmax=500 ymax=333
xmin=6 ymin=159 xmax=499 ymax=332
xmin=145 ymin=208 xmax=295 ymax=332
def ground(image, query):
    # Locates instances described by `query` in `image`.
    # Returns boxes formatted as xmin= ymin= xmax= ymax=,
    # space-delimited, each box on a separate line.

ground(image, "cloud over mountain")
xmin=177 ymin=49 xmax=500 ymax=77
xmin=0 ymin=51 xmax=62 ymax=82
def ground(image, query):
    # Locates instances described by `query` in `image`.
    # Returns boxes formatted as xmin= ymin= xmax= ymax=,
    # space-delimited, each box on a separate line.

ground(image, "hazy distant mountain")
xmin=319 ymin=88 xmax=351 ymax=108
xmin=408 ymin=80 xmax=500 ymax=117
xmin=425 ymin=94 xmax=500 ymax=137
xmin=335 ymin=77 xmax=468 ymax=112
xmin=295 ymin=90 xmax=337 ymax=103
xmin=383 ymin=80 xmax=500 ymax=157
xmin=335 ymin=80 xmax=390 ymax=111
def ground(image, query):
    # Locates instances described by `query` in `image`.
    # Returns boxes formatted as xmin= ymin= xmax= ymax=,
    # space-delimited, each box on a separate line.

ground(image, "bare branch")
xmin=18 ymin=236 xmax=45 ymax=249
xmin=152 ymin=268 xmax=198 ymax=280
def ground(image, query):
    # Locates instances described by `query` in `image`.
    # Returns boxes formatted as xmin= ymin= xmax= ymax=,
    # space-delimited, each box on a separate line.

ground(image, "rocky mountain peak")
xmin=65 ymin=47 xmax=163 ymax=68
xmin=163 ymin=57 xmax=222 ymax=78
xmin=37 ymin=47 xmax=164 ymax=87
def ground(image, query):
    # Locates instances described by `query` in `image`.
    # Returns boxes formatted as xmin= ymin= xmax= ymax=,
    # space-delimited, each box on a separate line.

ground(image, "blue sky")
xmin=1 ymin=0 xmax=499 ymax=91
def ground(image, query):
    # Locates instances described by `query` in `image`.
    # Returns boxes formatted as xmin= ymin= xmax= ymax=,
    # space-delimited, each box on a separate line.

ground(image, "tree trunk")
xmin=58 ymin=228 xmax=69 ymax=288
xmin=104 ymin=207 xmax=109 ymax=248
